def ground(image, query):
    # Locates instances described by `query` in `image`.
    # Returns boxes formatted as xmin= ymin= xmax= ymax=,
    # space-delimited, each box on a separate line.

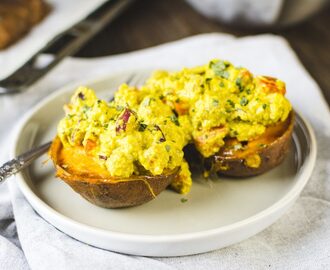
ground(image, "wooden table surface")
xmin=76 ymin=0 xmax=330 ymax=105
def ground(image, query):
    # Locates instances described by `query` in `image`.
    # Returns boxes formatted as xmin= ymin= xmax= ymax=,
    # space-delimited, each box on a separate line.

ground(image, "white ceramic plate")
xmin=12 ymin=71 xmax=317 ymax=257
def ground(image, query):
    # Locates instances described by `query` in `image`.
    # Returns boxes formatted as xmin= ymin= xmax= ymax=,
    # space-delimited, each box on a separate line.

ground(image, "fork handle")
xmin=0 ymin=141 xmax=52 ymax=183
xmin=0 ymin=159 xmax=25 ymax=183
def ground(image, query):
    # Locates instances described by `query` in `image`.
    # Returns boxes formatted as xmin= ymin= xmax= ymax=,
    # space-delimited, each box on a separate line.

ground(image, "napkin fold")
xmin=0 ymin=33 xmax=329 ymax=270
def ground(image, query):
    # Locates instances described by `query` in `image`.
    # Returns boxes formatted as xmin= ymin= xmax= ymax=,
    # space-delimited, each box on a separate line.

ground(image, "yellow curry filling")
xmin=57 ymin=59 xmax=292 ymax=194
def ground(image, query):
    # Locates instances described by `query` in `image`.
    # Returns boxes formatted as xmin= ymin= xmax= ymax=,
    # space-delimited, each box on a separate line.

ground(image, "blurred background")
xmin=0 ymin=0 xmax=329 ymax=102
xmin=74 ymin=0 xmax=330 ymax=104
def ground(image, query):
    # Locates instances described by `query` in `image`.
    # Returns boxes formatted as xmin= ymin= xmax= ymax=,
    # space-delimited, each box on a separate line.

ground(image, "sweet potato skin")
xmin=49 ymin=137 xmax=177 ymax=208
xmin=205 ymin=112 xmax=295 ymax=177
xmin=60 ymin=173 xmax=175 ymax=209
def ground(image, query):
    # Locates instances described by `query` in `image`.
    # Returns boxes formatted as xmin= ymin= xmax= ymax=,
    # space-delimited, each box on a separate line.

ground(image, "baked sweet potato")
xmin=49 ymin=137 xmax=178 ymax=208
xmin=205 ymin=111 xmax=295 ymax=177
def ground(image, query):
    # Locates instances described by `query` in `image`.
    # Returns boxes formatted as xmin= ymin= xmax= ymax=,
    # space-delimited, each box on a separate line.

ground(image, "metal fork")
xmin=0 ymin=0 xmax=133 ymax=94
xmin=0 ymin=72 xmax=147 ymax=183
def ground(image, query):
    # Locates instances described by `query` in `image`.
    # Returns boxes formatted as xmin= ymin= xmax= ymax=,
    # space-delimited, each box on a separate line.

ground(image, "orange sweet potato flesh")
xmin=205 ymin=111 xmax=295 ymax=177
xmin=49 ymin=137 xmax=178 ymax=208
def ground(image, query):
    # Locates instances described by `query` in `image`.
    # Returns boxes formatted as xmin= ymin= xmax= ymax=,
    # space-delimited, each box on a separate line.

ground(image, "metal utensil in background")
xmin=0 ymin=0 xmax=134 ymax=94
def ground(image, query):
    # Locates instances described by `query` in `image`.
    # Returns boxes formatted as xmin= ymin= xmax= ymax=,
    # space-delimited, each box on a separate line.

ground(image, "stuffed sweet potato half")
xmin=144 ymin=60 xmax=293 ymax=177
xmin=204 ymin=111 xmax=294 ymax=177
xmin=50 ymin=87 xmax=192 ymax=208
xmin=50 ymin=58 xmax=293 ymax=208
xmin=49 ymin=137 xmax=179 ymax=208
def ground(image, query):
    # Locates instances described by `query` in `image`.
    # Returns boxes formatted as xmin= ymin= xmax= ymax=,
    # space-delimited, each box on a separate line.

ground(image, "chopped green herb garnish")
xmin=159 ymin=94 xmax=165 ymax=100
xmin=262 ymin=104 xmax=267 ymax=109
xmin=212 ymin=99 xmax=219 ymax=107
xmin=219 ymin=81 xmax=225 ymax=87
xmin=236 ymin=78 xmax=244 ymax=92
xmin=180 ymin=198 xmax=188 ymax=203
xmin=259 ymin=144 xmax=267 ymax=148
xmin=170 ymin=115 xmax=180 ymax=126
xmin=165 ymin=145 xmax=171 ymax=152
xmin=82 ymin=105 xmax=90 ymax=114
xmin=211 ymin=61 xmax=230 ymax=79
xmin=211 ymin=60 xmax=226 ymax=72
xmin=138 ymin=123 xmax=148 ymax=132
xmin=246 ymin=89 xmax=251 ymax=95
xmin=205 ymin=78 xmax=212 ymax=83
xmin=240 ymin=97 xmax=249 ymax=106
xmin=219 ymin=70 xmax=229 ymax=79
xmin=227 ymin=99 xmax=235 ymax=108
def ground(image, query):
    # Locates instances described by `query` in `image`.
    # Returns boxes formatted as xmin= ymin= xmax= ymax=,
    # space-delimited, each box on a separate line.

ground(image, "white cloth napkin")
xmin=0 ymin=0 xmax=108 ymax=80
xmin=0 ymin=33 xmax=329 ymax=270
xmin=185 ymin=0 xmax=329 ymax=27
xmin=186 ymin=0 xmax=284 ymax=25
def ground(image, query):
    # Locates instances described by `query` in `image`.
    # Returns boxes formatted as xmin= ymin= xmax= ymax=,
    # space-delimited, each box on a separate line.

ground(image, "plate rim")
xmin=11 ymin=70 xmax=317 ymax=243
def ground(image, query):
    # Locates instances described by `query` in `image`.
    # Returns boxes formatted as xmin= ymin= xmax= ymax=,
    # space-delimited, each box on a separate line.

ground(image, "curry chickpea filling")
xmin=57 ymin=59 xmax=292 ymax=194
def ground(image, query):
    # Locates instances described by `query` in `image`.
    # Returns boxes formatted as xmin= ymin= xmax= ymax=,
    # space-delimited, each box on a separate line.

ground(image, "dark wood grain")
xmin=76 ymin=0 xmax=330 ymax=105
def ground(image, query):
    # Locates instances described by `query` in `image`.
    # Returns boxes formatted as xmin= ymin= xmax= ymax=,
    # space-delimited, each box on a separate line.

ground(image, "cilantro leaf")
xmin=240 ymin=97 xmax=249 ymax=106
